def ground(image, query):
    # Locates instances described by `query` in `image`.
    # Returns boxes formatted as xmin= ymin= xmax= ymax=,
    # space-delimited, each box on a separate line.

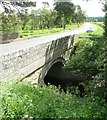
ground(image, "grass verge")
xmin=0 ymin=81 xmax=107 ymax=119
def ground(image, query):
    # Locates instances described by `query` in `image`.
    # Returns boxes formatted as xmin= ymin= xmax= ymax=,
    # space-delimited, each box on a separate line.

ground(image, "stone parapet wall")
xmin=0 ymin=34 xmax=79 ymax=83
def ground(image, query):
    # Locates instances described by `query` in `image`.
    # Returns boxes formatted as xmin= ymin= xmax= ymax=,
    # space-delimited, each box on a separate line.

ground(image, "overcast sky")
xmin=71 ymin=0 xmax=105 ymax=17
xmin=36 ymin=0 xmax=105 ymax=17
xmin=0 ymin=0 xmax=105 ymax=17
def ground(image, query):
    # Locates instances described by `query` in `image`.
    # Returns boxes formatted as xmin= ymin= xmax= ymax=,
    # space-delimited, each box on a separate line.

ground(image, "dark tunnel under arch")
xmin=44 ymin=61 xmax=64 ymax=86
xmin=43 ymin=60 xmax=85 ymax=96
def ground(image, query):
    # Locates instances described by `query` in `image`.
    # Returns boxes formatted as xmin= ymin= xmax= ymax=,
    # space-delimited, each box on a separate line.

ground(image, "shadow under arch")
xmin=44 ymin=61 xmax=64 ymax=86
xmin=38 ymin=57 xmax=65 ymax=84
xmin=44 ymin=58 xmax=85 ymax=96
xmin=38 ymin=57 xmax=85 ymax=97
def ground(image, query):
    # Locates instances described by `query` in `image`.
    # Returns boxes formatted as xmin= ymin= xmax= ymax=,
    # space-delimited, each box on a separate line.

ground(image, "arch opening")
xmin=44 ymin=61 xmax=85 ymax=97
xmin=44 ymin=62 xmax=64 ymax=87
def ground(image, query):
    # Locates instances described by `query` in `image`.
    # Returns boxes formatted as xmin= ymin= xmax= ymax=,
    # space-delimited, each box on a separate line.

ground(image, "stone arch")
xmin=38 ymin=57 xmax=85 ymax=97
xmin=38 ymin=57 xmax=65 ymax=84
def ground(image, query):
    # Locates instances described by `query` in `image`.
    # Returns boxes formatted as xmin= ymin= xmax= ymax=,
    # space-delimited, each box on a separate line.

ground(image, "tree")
xmin=73 ymin=5 xmax=86 ymax=26
xmin=0 ymin=1 xmax=36 ymax=14
xmin=1 ymin=11 xmax=20 ymax=33
xmin=54 ymin=0 xmax=75 ymax=29
xmin=39 ymin=6 xmax=51 ymax=29
xmin=40 ymin=9 xmax=57 ymax=29
xmin=0 ymin=1 xmax=37 ymax=32
xmin=30 ymin=10 xmax=40 ymax=30
xmin=18 ymin=12 xmax=30 ymax=30
xmin=103 ymin=1 xmax=107 ymax=38
xmin=103 ymin=1 xmax=107 ymax=82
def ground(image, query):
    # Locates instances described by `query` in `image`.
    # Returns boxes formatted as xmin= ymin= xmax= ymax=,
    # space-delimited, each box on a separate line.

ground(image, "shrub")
xmin=65 ymin=37 xmax=105 ymax=79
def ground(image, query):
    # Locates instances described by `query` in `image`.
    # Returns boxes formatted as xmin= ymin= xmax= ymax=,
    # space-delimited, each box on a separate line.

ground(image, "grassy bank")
xmin=0 ymin=82 xmax=107 ymax=119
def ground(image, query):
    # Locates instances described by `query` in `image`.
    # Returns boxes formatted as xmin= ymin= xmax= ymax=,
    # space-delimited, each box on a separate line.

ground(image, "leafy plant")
xmin=65 ymin=37 xmax=105 ymax=79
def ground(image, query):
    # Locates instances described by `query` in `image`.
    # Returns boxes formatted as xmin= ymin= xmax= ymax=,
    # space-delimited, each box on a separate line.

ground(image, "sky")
xmin=71 ymin=0 xmax=105 ymax=17
xmin=0 ymin=0 xmax=105 ymax=17
xmin=36 ymin=0 xmax=105 ymax=17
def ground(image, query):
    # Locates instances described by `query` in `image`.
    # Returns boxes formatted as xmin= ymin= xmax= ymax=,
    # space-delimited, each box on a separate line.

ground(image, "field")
xmin=19 ymin=24 xmax=79 ymax=38
xmin=81 ymin=22 xmax=104 ymax=37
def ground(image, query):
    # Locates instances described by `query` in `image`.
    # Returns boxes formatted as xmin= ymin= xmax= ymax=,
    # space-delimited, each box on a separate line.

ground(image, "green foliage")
xmin=0 ymin=1 xmax=86 ymax=40
xmin=65 ymin=37 xmax=105 ymax=79
xmin=0 ymin=8 xmax=83 ymax=38
xmin=103 ymin=1 xmax=107 ymax=38
xmin=54 ymin=1 xmax=75 ymax=29
xmin=72 ymin=5 xmax=86 ymax=25
xmin=104 ymin=14 xmax=107 ymax=38
xmin=0 ymin=82 xmax=107 ymax=119
xmin=64 ymin=24 xmax=106 ymax=117
xmin=73 ymin=11 xmax=86 ymax=25
xmin=1 ymin=12 xmax=19 ymax=34
xmin=54 ymin=1 xmax=75 ymax=17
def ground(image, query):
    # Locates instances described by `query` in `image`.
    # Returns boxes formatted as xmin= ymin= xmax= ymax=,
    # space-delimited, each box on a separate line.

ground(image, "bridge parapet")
xmin=0 ymin=34 xmax=79 ymax=83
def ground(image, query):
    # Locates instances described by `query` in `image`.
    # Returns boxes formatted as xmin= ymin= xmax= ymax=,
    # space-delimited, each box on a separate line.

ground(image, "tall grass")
xmin=0 ymin=82 xmax=107 ymax=119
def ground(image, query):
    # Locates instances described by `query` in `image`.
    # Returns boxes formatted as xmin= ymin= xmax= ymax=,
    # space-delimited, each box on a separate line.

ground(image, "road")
xmin=0 ymin=23 xmax=90 ymax=56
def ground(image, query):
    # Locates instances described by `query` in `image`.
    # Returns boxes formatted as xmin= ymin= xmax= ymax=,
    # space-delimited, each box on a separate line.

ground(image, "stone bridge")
xmin=0 ymin=27 xmax=86 ymax=84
